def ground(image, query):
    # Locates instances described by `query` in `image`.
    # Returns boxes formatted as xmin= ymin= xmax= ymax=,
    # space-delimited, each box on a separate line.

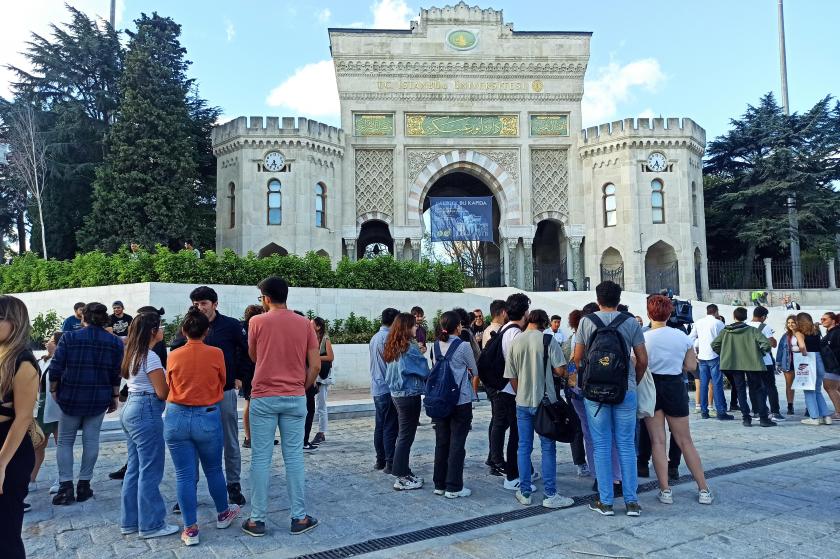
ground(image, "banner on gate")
xmin=792 ymin=353 xmax=817 ymax=391
xmin=429 ymin=197 xmax=493 ymax=242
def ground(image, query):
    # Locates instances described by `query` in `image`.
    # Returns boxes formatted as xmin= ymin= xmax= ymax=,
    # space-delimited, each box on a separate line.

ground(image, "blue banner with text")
xmin=429 ymin=197 xmax=493 ymax=242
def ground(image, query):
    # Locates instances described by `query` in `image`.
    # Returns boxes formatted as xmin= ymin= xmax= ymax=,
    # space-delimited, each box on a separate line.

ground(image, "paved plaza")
xmin=23 ymin=381 xmax=840 ymax=559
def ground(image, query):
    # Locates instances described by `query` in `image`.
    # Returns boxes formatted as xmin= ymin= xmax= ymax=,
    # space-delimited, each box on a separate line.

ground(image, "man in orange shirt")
xmin=241 ymin=276 xmax=321 ymax=538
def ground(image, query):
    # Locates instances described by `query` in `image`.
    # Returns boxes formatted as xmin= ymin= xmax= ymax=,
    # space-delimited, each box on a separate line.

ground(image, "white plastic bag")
xmin=636 ymin=370 xmax=656 ymax=419
xmin=43 ymin=370 xmax=62 ymax=424
xmin=792 ymin=353 xmax=817 ymax=391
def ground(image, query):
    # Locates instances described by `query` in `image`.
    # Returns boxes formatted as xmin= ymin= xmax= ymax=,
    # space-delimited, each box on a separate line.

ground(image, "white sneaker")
xmin=49 ymin=480 xmax=60 ymax=494
xmin=216 ymin=504 xmax=241 ymax=529
xmin=28 ymin=481 xmax=38 ymax=492
xmin=120 ymin=527 xmax=138 ymax=535
xmin=503 ymin=478 xmax=536 ymax=492
xmin=576 ymin=464 xmax=590 ymax=477
xmin=542 ymin=494 xmax=575 ymax=509
xmin=433 ymin=489 xmax=445 ymax=496
xmin=444 ymin=488 xmax=472 ymax=499
xmin=515 ymin=489 xmax=532 ymax=505
xmin=393 ymin=476 xmax=423 ymax=491
xmin=823 ymin=416 xmax=833 ymax=425
xmin=801 ymin=418 xmax=822 ymax=425
xmin=658 ymin=489 xmax=674 ymax=504
xmin=140 ymin=524 xmax=179 ymax=539
xmin=698 ymin=489 xmax=714 ymax=505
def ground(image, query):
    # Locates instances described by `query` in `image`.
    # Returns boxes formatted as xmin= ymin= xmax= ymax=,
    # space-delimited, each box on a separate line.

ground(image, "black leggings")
xmin=0 ymin=421 xmax=34 ymax=559
xmin=304 ymin=385 xmax=317 ymax=444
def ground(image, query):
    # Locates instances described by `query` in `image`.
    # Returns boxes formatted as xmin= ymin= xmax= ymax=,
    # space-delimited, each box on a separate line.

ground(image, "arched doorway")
xmin=258 ymin=242 xmax=288 ymax=258
xmin=694 ymin=248 xmax=703 ymax=300
xmin=645 ymin=240 xmax=680 ymax=294
xmin=421 ymin=171 xmax=501 ymax=287
xmin=600 ymin=247 xmax=624 ymax=287
xmin=357 ymin=220 xmax=393 ymax=259
xmin=533 ymin=220 xmax=567 ymax=291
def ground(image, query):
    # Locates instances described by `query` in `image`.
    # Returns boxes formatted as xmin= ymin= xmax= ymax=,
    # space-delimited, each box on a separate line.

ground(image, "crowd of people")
xmin=1 ymin=279 xmax=839 ymax=556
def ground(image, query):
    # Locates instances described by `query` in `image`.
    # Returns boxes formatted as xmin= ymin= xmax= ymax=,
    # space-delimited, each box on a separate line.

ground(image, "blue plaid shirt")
xmin=49 ymin=326 xmax=123 ymax=417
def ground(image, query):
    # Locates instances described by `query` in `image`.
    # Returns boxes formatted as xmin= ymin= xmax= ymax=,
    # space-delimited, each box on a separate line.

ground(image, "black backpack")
xmin=579 ymin=313 xmax=630 ymax=405
xmin=476 ymin=324 xmax=521 ymax=391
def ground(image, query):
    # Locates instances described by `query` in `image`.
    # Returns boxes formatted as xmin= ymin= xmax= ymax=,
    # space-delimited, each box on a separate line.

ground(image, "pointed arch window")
xmin=227 ymin=182 xmax=235 ymax=228
xmin=691 ymin=180 xmax=698 ymax=226
xmin=603 ymin=183 xmax=617 ymax=227
xmin=267 ymin=179 xmax=282 ymax=225
xmin=651 ymin=179 xmax=665 ymax=224
xmin=315 ymin=183 xmax=326 ymax=228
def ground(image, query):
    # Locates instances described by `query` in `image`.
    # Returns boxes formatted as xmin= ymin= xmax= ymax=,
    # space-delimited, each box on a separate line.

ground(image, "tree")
xmin=80 ymin=13 xmax=215 ymax=251
xmin=3 ymin=103 xmax=48 ymax=258
xmin=704 ymin=93 xmax=840 ymax=269
xmin=6 ymin=5 xmax=122 ymax=258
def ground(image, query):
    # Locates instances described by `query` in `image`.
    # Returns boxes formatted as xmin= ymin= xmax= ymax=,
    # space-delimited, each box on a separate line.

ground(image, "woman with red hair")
xmin=643 ymin=295 xmax=712 ymax=506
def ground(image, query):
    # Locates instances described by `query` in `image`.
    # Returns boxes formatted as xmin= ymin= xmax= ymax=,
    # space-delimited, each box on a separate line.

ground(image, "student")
xmin=311 ymin=317 xmax=334 ymax=446
xmin=411 ymin=306 xmax=428 ymax=355
xmin=0 ymin=296 xmax=40 ymax=559
xmin=370 ymin=308 xmax=400 ymax=473
xmin=165 ymin=309 xmax=240 ymax=546
xmin=750 ymin=307 xmax=783 ymax=421
xmin=505 ymin=309 xmax=574 ymax=509
xmin=796 ymin=313 xmax=832 ymax=425
xmin=119 ymin=312 xmax=178 ymax=539
xmin=61 ymin=302 xmax=85 ymax=332
xmin=481 ymin=300 xmax=507 ymax=349
xmin=775 ymin=315 xmax=800 ymax=415
xmin=383 ymin=313 xmax=429 ymax=490
xmin=109 ymin=301 xmax=133 ymax=339
xmin=240 ymin=304 xmax=265 ymax=448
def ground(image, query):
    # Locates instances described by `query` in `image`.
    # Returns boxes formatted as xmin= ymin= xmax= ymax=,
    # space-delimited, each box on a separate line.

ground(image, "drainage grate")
xmin=291 ymin=443 xmax=840 ymax=559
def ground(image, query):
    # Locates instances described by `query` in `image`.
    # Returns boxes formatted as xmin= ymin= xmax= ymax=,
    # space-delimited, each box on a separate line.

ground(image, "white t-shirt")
xmin=751 ymin=322 xmax=775 ymax=366
xmin=644 ymin=327 xmax=693 ymax=375
xmin=543 ymin=327 xmax=567 ymax=345
xmin=689 ymin=314 xmax=725 ymax=360
xmin=126 ymin=351 xmax=164 ymax=394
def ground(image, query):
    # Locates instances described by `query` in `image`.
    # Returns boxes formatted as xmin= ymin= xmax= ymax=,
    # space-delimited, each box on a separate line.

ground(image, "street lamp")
xmin=787 ymin=194 xmax=802 ymax=289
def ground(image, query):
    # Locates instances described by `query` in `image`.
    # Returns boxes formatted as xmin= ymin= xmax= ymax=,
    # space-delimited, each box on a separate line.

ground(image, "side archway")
xmin=645 ymin=240 xmax=680 ymax=294
xmin=258 ymin=243 xmax=288 ymax=258
xmin=600 ymin=247 xmax=624 ymax=287
xmin=357 ymin=219 xmax=393 ymax=260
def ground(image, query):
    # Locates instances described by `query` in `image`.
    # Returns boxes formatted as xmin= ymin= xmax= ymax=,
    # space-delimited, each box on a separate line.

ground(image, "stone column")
xmin=344 ymin=238 xmax=357 ymax=261
xmin=763 ymin=258 xmax=774 ymax=290
xmin=522 ymin=238 xmax=534 ymax=291
xmin=567 ymin=235 xmax=584 ymax=291
xmin=828 ymin=258 xmax=837 ymax=289
xmin=410 ymin=238 xmax=422 ymax=262
xmin=504 ymin=238 xmax=519 ymax=288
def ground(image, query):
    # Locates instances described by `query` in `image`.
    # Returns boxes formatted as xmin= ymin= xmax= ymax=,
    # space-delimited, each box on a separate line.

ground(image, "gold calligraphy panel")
xmin=529 ymin=114 xmax=569 ymax=137
xmin=405 ymin=114 xmax=519 ymax=137
xmin=353 ymin=114 xmax=395 ymax=137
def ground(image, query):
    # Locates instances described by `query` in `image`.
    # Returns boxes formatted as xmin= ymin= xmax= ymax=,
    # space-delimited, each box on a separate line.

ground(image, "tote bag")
xmin=43 ymin=370 xmax=63 ymax=424
xmin=792 ymin=353 xmax=817 ymax=391
xmin=636 ymin=370 xmax=656 ymax=419
xmin=535 ymin=334 xmax=580 ymax=443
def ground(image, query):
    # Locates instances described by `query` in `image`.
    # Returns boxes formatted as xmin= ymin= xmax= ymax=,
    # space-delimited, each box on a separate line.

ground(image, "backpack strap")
xmin=442 ymin=338 xmax=462 ymax=360
xmin=434 ymin=341 xmax=444 ymax=363
xmin=542 ymin=333 xmax=557 ymax=404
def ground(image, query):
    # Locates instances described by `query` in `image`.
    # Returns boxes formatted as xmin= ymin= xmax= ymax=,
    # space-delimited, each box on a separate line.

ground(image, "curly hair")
xmin=567 ymin=309 xmax=583 ymax=331
xmin=647 ymin=295 xmax=674 ymax=322
xmin=382 ymin=313 xmax=416 ymax=363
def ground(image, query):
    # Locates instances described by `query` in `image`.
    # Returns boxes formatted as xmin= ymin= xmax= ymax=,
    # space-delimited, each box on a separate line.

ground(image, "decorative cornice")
xmin=579 ymin=138 xmax=706 ymax=158
xmin=213 ymin=137 xmax=344 ymax=158
xmin=340 ymin=92 xmax=582 ymax=102
xmin=334 ymin=60 xmax=587 ymax=78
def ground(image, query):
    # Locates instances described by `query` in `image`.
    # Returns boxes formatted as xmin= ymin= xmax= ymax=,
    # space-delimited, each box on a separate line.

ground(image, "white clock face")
xmin=647 ymin=152 xmax=667 ymax=172
xmin=264 ymin=151 xmax=285 ymax=171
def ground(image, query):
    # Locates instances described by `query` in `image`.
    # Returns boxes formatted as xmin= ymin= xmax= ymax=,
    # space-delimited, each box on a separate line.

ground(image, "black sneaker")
xmin=701 ymin=412 xmax=710 ymax=419
xmin=227 ymin=482 xmax=246 ymax=506
xmin=637 ymin=462 xmax=650 ymax=478
xmin=742 ymin=417 xmax=753 ymax=427
xmin=23 ymin=502 xmax=32 ymax=513
xmin=489 ymin=463 xmax=505 ymax=477
xmin=242 ymin=438 xmax=251 ymax=449
xmin=759 ymin=418 xmax=778 ymax=427
xmin=290 ymin=515 xmax=319 ymax=535
xmin=52 ymin=481 xmax=75 ymax=506
xmin=383 ymin=463 xmax=393 ymax=475
xmin=172 ymin=503 xmax=181 ymax=514
xmin=374 ymin=460 xmax=386 ymax=470
xmin=668 ymin=467 xmax=679 ymax=481
xmin=312 ymin=432 xmax=326 ymax=445
xmin=241 ymin=518 xmax=266 ymax=537
xmin=717 ymin=413 xmax=735 ymax=421
xmin=109 ymin=464 xmax=127 ymax=480
xmin=485 ymin=456 xmax=493 ymax=467
xmin=75 ymin=480 xmax=93 ymax=502
xmin=303 ymin=442 xmax=318 ymax=452
xmin=787 ymin=405 xmax=795 ymax=415
xmin=625 ymin=501 xmax=641 ymax=517
xmin=589 ymin=499 xmax=614 ymax=516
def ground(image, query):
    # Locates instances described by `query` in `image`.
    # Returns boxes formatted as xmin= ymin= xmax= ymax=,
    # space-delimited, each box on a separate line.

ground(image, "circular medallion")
xmin=531 ymin=80 xmax=544 ymax=93
xmin=447 ymin=29 xmax=477 ymax=51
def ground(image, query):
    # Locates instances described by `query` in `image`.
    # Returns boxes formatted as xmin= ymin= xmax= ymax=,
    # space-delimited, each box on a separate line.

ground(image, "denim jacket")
xmin=385 ymin=343 xmax=430 ymax=398
xmin=775 ymin=333 xmax=793 ymax=372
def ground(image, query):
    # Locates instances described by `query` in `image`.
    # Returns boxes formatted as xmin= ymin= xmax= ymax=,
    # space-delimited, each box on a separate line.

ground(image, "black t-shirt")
xmin=109 ymin=313 xmax=133 ymax=337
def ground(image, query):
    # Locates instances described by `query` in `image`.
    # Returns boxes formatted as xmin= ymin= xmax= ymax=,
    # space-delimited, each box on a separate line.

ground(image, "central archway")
xmin=421 ymin=171 xmax=502 ymax=287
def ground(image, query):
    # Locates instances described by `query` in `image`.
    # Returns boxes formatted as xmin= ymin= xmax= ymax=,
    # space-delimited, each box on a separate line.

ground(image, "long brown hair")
xmin=0 ymin=296 xmax=31 ymax=397
xmin=796 ymin=312 xmax=819 ymax=336
xmin=121 ymin=312 xmax=161 ymax=379
xmin=784 ymin=314 xmax=798 ymax=336
xmin=383 ymin=312 xmax=415 ymax=363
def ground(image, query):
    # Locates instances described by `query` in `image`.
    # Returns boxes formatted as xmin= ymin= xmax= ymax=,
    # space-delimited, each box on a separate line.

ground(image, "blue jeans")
xmin=120 ymin=394 xmax=166 ymax=535
xmin=57 ymin=410 xmax=106 ymax=482
xmin=699 ymin=358 xmax=726 ymax=414
xmin=516 ymin=405 xmax=557 ymax=497
xmin=164 ymin=402 xmax=229 ymax=527
xmin=585 ymin=391 xmax=638 ymax=505
xmin=249 ymin=395 xmax=307 ymax=522
xmin=373 ymin=393 xmax=398 ymax=466
xmin=804 ymin=353 xmax=830 ymax=418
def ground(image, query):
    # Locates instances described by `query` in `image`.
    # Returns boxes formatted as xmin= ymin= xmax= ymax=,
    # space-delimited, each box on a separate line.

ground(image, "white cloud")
xmin=582 ymin=58 xmax=665 ymax=127
xmin=637 ymin=108 xmax=656 ymax=120
xmin=225 ymin=19 xmax=235 ymax=42
xmin=315 ymin=8 xmax=331 ymax=25
xmin=0 ymin=0 xmax=125 ymax=99
xmin=265 ymin=60 xmax=340 ymax=119
xmin=371 ymin=0 xmax=413 ymax=29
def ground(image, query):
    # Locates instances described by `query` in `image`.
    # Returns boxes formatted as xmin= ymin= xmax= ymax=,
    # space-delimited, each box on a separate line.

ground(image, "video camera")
xmin=659 ymin=289 xmax=694 ymax=333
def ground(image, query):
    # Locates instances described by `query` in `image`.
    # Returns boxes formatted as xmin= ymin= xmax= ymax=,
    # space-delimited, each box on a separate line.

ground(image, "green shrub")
xmin=30 ymin=310 xmax=62 ymax=349
xmin=0 ymin=249 xmax=465 ymax=294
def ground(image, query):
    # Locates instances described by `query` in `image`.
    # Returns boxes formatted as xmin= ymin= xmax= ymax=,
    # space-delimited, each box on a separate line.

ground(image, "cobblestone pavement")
xmin=23 ymin=383 xmax=840 ymax=559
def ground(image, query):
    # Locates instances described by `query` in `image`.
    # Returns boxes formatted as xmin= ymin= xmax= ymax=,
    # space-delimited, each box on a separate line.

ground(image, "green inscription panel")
xmin=405 ymin=114 xmax=519 ymax=137
xmin=354 ymin=114 xmax=395 ymax=136
xmin=529 ymin=114 xmax=569 ymax=137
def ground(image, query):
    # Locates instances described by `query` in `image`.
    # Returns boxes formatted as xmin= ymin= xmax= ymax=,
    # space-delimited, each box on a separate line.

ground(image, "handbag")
xmin=28 ymin=419 xmax=45 ymax=447
xmin=636 ymin=370 xmax=656 ymax=419
xmin=535 ymin=334 xmax=580 ymax=443
xmin=318 ymin=360 xmax=332 ymax=381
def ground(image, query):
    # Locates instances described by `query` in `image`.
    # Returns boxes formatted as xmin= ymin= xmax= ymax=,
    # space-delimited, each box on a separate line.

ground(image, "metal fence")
xmin=771 ymin=259 xmax=829 ymax=289
xmin=707 ymin=260 xmax=764 ymax=290
xmin=709 ymin=258 xmax=833 ymax=290
xmin=600 ymin=264 xmax=624 ymax=288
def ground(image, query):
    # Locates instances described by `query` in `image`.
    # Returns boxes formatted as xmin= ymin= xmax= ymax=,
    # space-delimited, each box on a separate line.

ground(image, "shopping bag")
xmin=792 ymin=353 xmax=817 ymax=391
xmin=43 ymin=370 xmax=62 ymax=424
xmin=636 ymin=370 xmax=656 ymax=419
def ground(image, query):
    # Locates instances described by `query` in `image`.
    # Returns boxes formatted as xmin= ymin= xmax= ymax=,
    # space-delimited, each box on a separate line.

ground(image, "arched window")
xmin=603 ymin=183 xmax=617 ymax=227
xmin=227 ymin=182 xmax=235 ymax=228
xmin=651 ymin=179 xmax=665 ymax=224
xmin=315 ymin=183 xmax=326 ymax=228
xmin=691 ymin=181 xmax=698 ymax=227
xmin=267 ymin=179 xmax=282 ymax=225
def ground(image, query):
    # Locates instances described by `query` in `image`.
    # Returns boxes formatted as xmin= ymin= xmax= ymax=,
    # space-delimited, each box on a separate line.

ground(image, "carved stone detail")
xmin=340 ymin=92 xmax=582 ymax=103
xmin=355 ymin=149 xmax=394 ymax=218
xmin=531 ymin=148 xmax=569 ymax=222
xmin=407 ymin=150 xmax=447 ymax=182
xmin=480 ymin=150 xmax=519 ymax=184
xmin=406 ymin=149 xmax=519 ymax=185
xmin=334 ymin=60 xmax=587 ymax=78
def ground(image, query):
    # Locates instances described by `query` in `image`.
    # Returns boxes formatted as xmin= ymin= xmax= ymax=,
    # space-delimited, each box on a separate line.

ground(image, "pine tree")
xmin=80 ymin=13 xmax=205 ymax=251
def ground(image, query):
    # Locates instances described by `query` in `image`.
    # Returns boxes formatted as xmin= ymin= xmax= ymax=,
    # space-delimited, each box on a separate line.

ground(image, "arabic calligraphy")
xmin=354 ymin=114 xmax=395 ymax=137
xmin=529 ymin=114 xmax=569 ymax=137
xmin=405 ymin=114 xmax=519 ymax=137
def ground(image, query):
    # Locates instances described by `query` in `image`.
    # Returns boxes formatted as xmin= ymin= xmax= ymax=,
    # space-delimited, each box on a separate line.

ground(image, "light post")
xmin=787 ymin=195 xmax=802 ymax=289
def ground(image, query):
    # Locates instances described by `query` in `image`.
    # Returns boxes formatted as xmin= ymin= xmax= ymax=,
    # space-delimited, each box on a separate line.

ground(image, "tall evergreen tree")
xmin=704 ymin=93 xmax=840 ymax=266
xmin=80 ymin=13 xmax=211 ymax=251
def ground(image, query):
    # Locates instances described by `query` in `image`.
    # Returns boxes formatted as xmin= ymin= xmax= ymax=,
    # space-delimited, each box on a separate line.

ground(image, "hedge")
xmin=2 ymin=248 xmax=465 ymax=293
